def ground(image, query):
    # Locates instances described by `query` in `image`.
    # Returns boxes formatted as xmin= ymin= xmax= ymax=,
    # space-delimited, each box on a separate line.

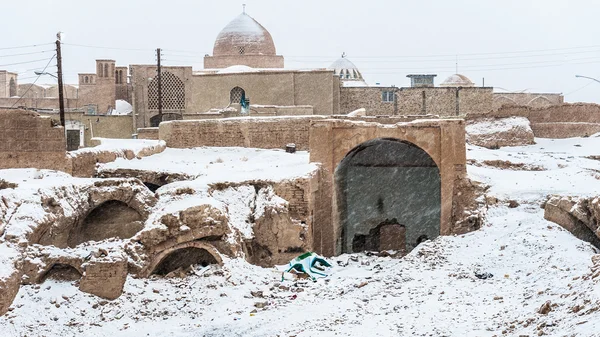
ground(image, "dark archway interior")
xmin=68 ymin=200 xmax=144 ymax=247
xmin=336 ymin=138 xmax=441 ymax=254
xmin=152 ymin=247 xmax=218 ymax=276
xmin=143 ymin=182 xmax=161 ymax=193
xmin=41 ymin=264 xmax=82 ymax=283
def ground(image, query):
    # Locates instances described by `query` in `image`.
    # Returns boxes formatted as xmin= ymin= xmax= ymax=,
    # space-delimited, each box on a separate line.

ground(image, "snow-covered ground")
xmin=2 ymin=135 xmax=600 ymax=336
xmin=99 ymin=147 xmax=317 ymax=183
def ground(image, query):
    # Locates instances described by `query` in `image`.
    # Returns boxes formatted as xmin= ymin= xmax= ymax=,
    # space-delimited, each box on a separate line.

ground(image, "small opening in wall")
xmin=238 ymin=46 xmax=245 ymax=55
xmin=41 ymin=264 xmax=82 ymax=283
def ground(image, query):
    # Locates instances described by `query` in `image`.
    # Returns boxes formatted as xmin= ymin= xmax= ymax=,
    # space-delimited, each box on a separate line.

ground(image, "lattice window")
xmin=148 ymin=71 xmax=186 ymax=110
xmin=230 ymin=86 xmax=245 ymax=104
xmin=238 ymin=46 xmax=245 ymax=55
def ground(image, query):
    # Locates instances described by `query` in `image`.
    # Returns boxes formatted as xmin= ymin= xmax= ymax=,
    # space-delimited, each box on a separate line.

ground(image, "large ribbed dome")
xmin=328 ymin=54 xmax=365 ymax=82
xmin=440 ymin=74 xmax=474 ymax=87
xmin=213 ymin=13 xmax=277 ymax=56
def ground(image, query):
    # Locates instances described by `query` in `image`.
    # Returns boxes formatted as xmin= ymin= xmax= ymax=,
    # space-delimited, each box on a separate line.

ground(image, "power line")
xmin=287 ymin=44 xmax=600 ymax=59
xmin=0 ymin=50 xmax=55 ymax=58
xmin=0 ymin=42 xmax=54 ymax=51
xmin=63 ymin=43 xmax=153 ymax=52
xmin=565 ymin=81 xmax=594 ymax=96
xmin=0 ymin=58 xmax=56 ymax=68
xmin=11 ymin=54 xmax=56 ymax=108
xmin=360 ymin=59 xmax=600 ymax=75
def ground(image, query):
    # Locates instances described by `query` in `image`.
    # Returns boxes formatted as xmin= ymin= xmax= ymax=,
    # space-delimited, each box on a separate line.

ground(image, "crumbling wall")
xmin=451 ymin=176 xmax=487 ymax=235
xmin=466 ymin=117 xmax=535 ymax=148
xmin=468 ymin=103 xmax=600 ymax=138
xmin=544 ymin=195 xmax=600 ymax=248
xmin=68 ymin=140 xmax=166 ymax=178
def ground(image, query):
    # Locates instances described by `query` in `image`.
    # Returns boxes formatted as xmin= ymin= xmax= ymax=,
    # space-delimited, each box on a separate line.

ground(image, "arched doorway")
xmin=335 ymin=138 xmax=441 ymax=254
xmin=40 ymin=264 xmax=82 ymax=283
xmin=67 ymin=200 xmax=144 ymax=247
xmin=149 ymin=112 xmax=182 ymax=127
xmin=151 ymin=247 xmax=218 ymax=276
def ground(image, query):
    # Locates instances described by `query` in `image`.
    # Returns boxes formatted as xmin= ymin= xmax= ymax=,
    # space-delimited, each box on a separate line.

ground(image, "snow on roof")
xmin=218 ymin=13 xmax=265 ymax=37
xmin=217 ymin=65 xmax=256 ymax=74
xmin=213 ymin=12 xmax=275 ymax=56
xmin=99 ymin=147 xmax=318 ymax=183
xmin=329 ymin=56 xmax=359 ymax=71
xmin=440 ymin=74 xmax=474 ymax=87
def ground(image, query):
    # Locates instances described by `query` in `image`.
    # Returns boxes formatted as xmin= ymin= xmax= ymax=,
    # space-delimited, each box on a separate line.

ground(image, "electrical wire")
xmin=0 ymin=50 xmax=55 ymax=58
xmin=11 ymin=55 xmax=56 ymax=108
xmin=565 ymin=81 xmax=595 ymax=96
xmin=63 ymin=43 xmax=153 ymax=52
xmin=0 ymin=58 xmax=56 ymax=68
xmin=0 ymin=43 xmax=54 ymax=51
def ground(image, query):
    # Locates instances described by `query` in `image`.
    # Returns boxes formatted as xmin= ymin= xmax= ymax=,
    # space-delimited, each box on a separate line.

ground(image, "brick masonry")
xmin=159 ymin=116 xmax=325 ymax=150
xmin=79 ymin=260 xmax=128 ymax=300
xmin=468 ymin=103 xmax=600 ymax=138
xmin=0 ymin=109 xmax=68 ymax=172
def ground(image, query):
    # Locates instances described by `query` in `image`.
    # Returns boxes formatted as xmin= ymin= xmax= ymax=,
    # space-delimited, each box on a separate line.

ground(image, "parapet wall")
xmin=160 ymin=116 xmax=325 ymax=150
xmin=468 ymin=103 xmax=600 ymax=138
xmin=0 ymin=109 xmax=68 ymax=172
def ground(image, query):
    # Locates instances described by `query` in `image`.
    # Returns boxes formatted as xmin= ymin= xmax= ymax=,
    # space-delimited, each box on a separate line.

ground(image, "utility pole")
xmin=56 ymin=33 xmax=65 ymax=127
xmin=156 ymin=48 xmax=163 ymax=120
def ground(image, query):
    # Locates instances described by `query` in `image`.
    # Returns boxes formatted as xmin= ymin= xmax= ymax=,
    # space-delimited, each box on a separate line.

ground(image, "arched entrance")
xmin=335 ymin=138 xmax=441 ymax=253
xmin=145 ymin=242 xmax=223 ymax=277
xmin=40 ymin=264 xmax=82 ymax=283
xmin=67 ymin=200 xmax=144 ymax=247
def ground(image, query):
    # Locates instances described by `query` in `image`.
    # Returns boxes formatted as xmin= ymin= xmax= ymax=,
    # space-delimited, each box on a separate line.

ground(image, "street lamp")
xmin=34 ymin=71 xmax=58 ymax=79
xmin=575 ymin=75 xmax=600 ymax=84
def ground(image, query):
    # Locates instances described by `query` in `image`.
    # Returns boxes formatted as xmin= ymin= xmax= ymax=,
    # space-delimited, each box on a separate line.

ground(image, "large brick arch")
xmin=141 ymin=241 xmax=223 ymax=278
xmin=31 ymin=182 xmax=156 ymax=248
xmin=335 ymin=138 xmax=441 ymax=254
xmin=309 ymin=119 xmax=466 ymax=256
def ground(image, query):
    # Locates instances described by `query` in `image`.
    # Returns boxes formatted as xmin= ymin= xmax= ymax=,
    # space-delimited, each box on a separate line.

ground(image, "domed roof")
xmin=328 ymin=54 xmax=365 ymax=82
xmin=213 ymin=13 xmax=277 ymax=56
xmin=440 ymin=74 xmax=474 ymax=87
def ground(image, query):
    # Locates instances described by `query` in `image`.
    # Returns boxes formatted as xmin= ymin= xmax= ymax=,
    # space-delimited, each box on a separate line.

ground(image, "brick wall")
xmin=0 ymin=109 xmax=68 ymax=171
xmin=492 ymin=92 xmax=564 ymax=110
xmin=467 ymin=103 xmax=600 ymax=138
xmin=137 ymin=127 xmax=159 ymax=140
xmin=39 ymin=112 xmax=134 ymax=147
xmin=160 ymin=116 xmax=324 ymax=150
xmin=79 ymin=260 xmax=128 ymax=300
xmin=340 ymin=87 xmax=395 ymax=115
xmin=341 ymin=87 xmax=493 ymax=116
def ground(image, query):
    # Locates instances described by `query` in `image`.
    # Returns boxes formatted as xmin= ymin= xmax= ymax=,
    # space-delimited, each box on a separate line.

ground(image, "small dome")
xmin=440 ymin=74 xmax=474 ymax=87
xmin=328 ymin=54 xmax=365 ymax=82
xmin=213 ymin=13 xmax=277 ymax=56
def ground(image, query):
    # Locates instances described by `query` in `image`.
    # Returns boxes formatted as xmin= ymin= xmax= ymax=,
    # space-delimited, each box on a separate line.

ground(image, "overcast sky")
xmin=3 ymin=0 xmax=600 ymax=103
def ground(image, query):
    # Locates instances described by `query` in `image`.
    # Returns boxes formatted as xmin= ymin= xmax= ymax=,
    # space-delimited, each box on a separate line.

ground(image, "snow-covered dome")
xmin=213 ymin=13 xmax=277 ymax=56
xmin=329 ymin=54 xmax=365 ymax=82
xmin=440 ymin=74 xmax=475 ymax=87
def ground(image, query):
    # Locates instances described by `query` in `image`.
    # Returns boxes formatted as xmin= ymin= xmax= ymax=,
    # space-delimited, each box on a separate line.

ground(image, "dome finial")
xmin=242 ymin=3 xmax=246 ymax=14
xmin=341 ymin=52 xmax=346 ymax=58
